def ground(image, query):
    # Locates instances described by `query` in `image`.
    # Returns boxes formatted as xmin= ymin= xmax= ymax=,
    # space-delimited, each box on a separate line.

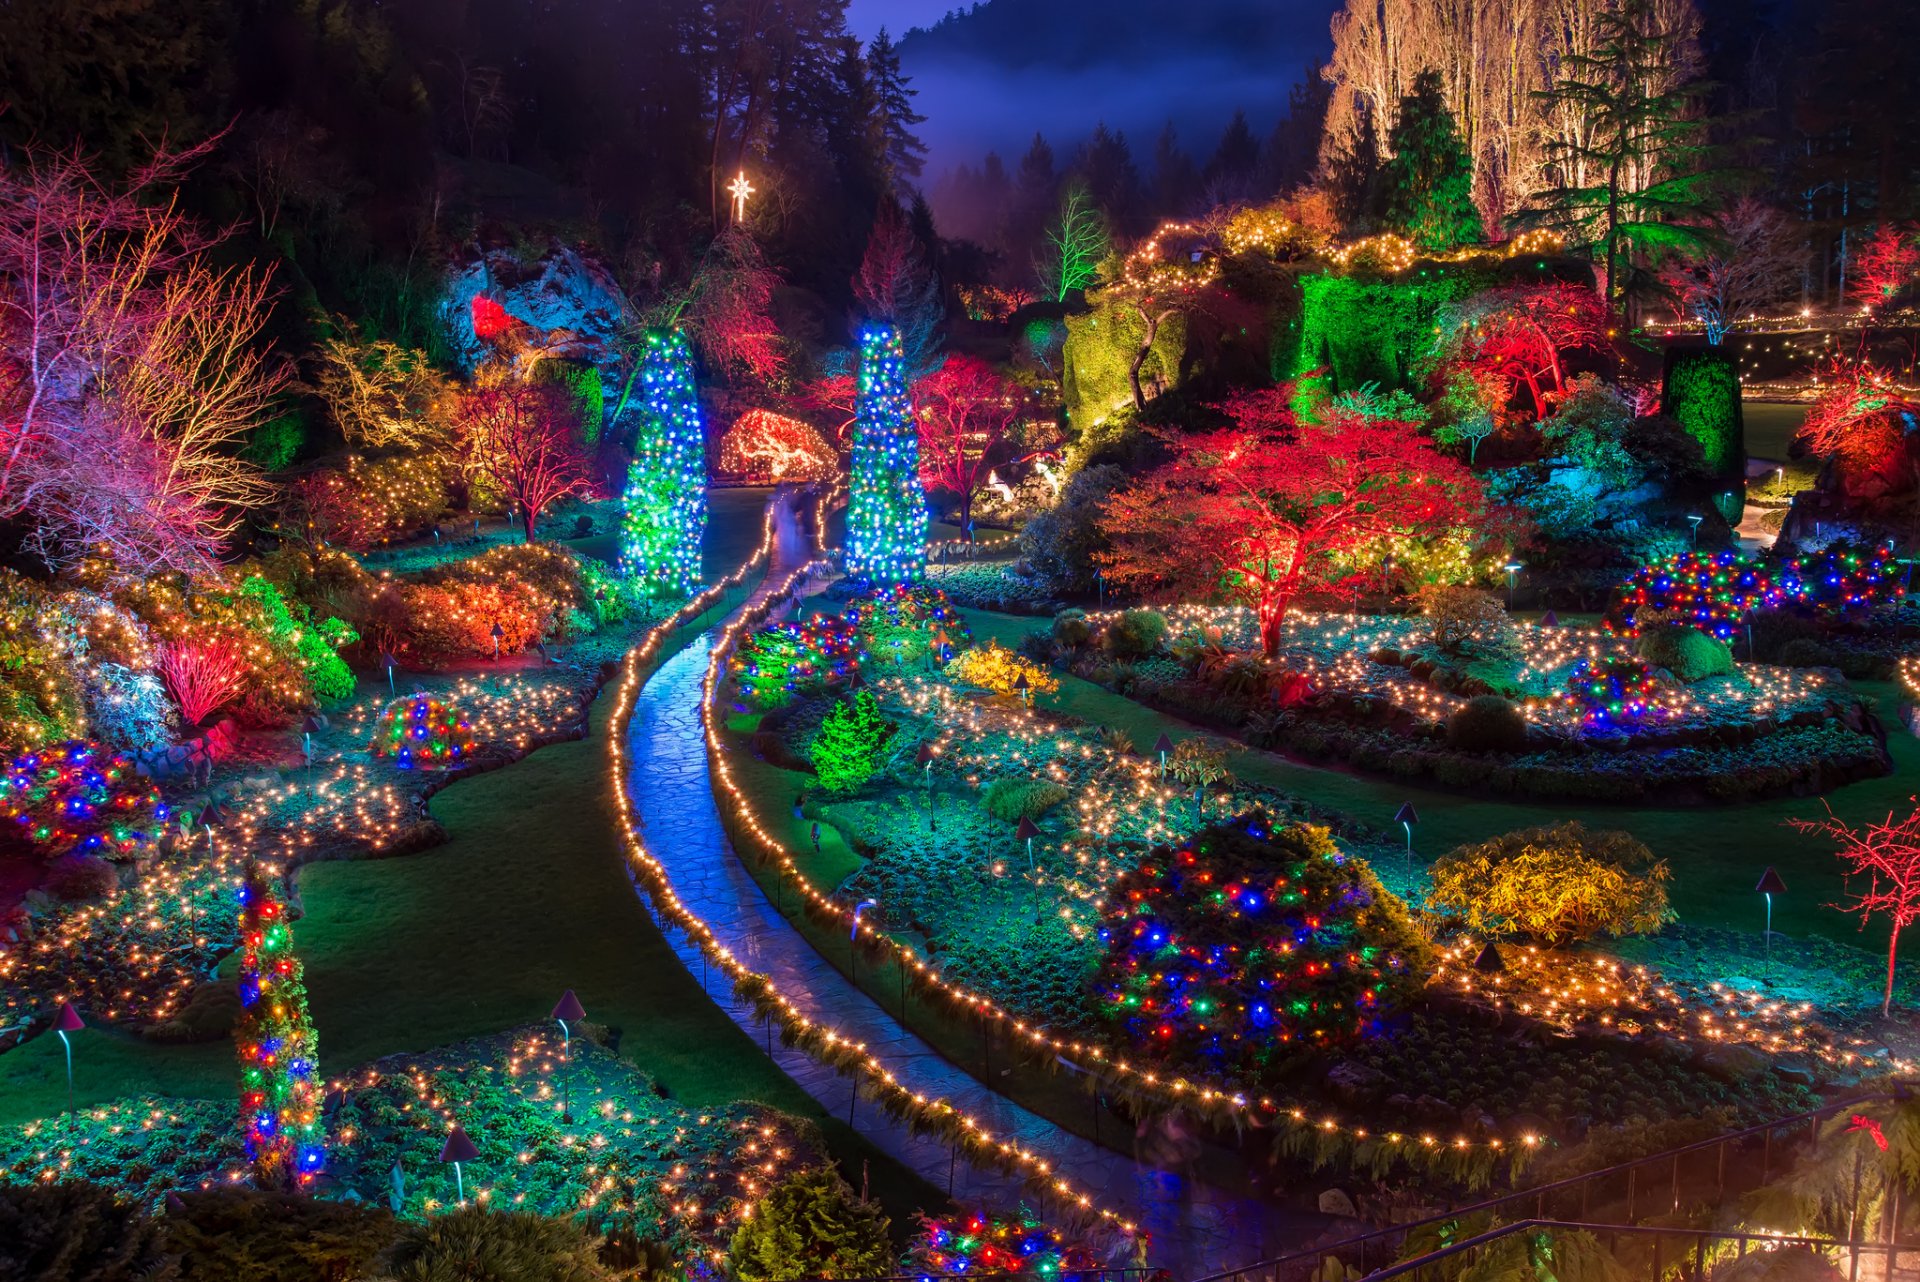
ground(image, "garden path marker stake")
xmin=1394 ymin=802 xmax=1419 ymax=870
xmin=440 ymin=1125 xmax=479 ymax=1204
xmin=552 ymin=989 xmax=586 ymax=1124
xmin=1757 ymin=866 xmax=1787 ymax=975
xmin=55 ymin=1001 xmax=83 ymax=1112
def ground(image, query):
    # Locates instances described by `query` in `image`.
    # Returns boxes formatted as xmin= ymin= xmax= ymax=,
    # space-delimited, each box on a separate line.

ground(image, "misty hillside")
xmin=900 ymin=0 xmax=1336 ymax=71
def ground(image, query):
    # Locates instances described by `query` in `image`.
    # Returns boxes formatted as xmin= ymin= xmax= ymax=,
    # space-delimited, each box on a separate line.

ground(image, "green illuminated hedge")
xmin=1662 ymin=348 xmax=1744 ymax=482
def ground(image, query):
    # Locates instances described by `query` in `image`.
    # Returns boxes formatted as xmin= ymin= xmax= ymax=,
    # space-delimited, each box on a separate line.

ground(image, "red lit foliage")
xmin=1097 ymin=388 xmax=1485 ymax=657
xmin=1796 ymin=358 xmax=1920 ymax=500
xmin=455 ymin=381 xmax=593 ymax=540
xmin=1431 ymin=283 xmax=1612 ymax=421
xmin=914 ymin=355 xmax=1023 ymax=532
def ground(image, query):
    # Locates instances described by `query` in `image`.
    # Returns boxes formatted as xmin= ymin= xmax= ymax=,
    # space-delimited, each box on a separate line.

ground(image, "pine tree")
xmin=235 ymin=860 xmax=325 ymax=1193
xmin=1382 ymin=70 xmax=1482 ymax=251
xmin=1534 ymin=0 xmax=1725 ymax=313
xmin=845 ymin=323 xmax=927 ymax=586
xmin=865 ymin=28 xmax=927 ymax=188
xmin=1152 ymin=121 xmax=1198 ymax=217
xmin=1204 ymin=110 xmax=1262 ymax=202
xmin=619 ymin=329 xmax=709 ymax=596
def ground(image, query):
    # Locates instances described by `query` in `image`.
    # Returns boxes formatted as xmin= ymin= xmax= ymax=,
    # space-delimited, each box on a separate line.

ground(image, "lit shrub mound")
xmin=716 ymin=408 xmax=837 ymax=483
xmin=391 ymin=543 xmax=603 ymax=666
xmin=809 ymin=691 xmax=895 ymax=794
xmin=728 ymin=1169 xmax=892 ymax=1282
xmin=0 ymin=740 xmax=168 ymax=859
xmin=1427 ymin=821 xmax=1672 ymax=945
xmin=291 ymin=453 xmax=455 ymax=551
xmin=0 ymin=571 xmax=88 ymax=747
xmin=732 ymin=616 xmax=864 ymax=712
xmin=908 ymin=1208 xmax=1103 ymax=1278
xmin=1557 ymin=656 xmax=1669 ymax=732
xmin=1445 ymin=694 xmax=1529 ymax=752
xmin=840 ymin=584 xmax=971 ymax=667
xmin=1092 ymin=813 xmax=1426 ymax=1083
xmin=1103 ymin=608 xmax=1168 ymax=658
xmin=1635 ymin=621 xmax=1734 ymax=682
xmin=1612 ymin=545 xmax=1902 ymax=639
xmin=981 ymin=777 xmax=1070 ymax=822
xmin=947 ymin=641 xmax=1059 ymax=698
xmin=368 ymin=694 xmax=476 ymax=768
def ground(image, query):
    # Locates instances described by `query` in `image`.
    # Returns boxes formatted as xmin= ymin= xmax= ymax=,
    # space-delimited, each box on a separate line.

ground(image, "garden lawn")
xmin=958 ymin=606 xmax=1920 ymax=958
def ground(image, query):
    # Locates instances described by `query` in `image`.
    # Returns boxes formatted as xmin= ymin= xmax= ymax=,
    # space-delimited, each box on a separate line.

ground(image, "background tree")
xmin=864 ymin=29 xmax=928 ymax=190
xmin=1851 ymin=223 xmax=1920 ymax=313
xmin=1533 ymin=0 xmax=1723 ymax=313
xmin=914 ymin=355 xmax=1022 ymax=537
xmin=1657 ymin=196 xmax=1801 ymax=342
xmin=1098 ymin=391 xmax=1485 ymax=656
xmin=1790 ymin=800 xmax=1920 ymax=1016
xmin=1381 ymin=70 xmax=1482 ymax=251
xmin=852 ymin=200 xmax=944 ymax=377
xmin=455 ymin=382 xmax=592 ymax=542
xmin=1038 ymin=182 xmax=1109 ymax=302
xmin=670 ymin=230 xmax=789 ymax=391
xmin=0 ymin=142 xmax=282 ymax=577
xmin=309 ymin=321 xmax=451 ymax=450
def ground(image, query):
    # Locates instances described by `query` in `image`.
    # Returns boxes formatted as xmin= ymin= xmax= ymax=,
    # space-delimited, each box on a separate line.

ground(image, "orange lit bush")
xmin=388 ymin=543 xmax=601 ymax=667
xmin=716 ymin=409 xmax=837 ymax=483
xmin=291 ymin=454 xmax=455 ymax=551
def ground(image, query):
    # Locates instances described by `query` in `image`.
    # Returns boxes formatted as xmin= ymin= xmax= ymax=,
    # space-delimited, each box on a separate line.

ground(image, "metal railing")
xmin=1193 ymin=1083 xmax=1916 ymax=1282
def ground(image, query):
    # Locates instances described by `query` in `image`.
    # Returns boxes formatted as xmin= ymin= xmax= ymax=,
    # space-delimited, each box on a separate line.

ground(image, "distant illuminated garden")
xmin=5 ymin=0 xmax=1920 ymax=1277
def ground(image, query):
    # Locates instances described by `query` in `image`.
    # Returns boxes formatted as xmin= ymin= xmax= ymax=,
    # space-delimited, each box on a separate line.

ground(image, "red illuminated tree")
xmin=1790 ymin=798 xmax=1920 ymax=1016
xmin=156 ymin=637 xmax=248 ymax=726
xmin=455 ymin=382 xmax=592 ymax=541
xmin=1852 ymin=223 xmax=1920 ymax=313
xmin=0 ymin=141 xmax=284 ymax=576
xmin=1796 ymin=356 xmax=1920 ymax=499
xmin=853 ymin=199 xmax=943 ymax=375
xmin=913 ymin=355 xmax=1022 ymax=536
xmin=1097 ymin=390 xmax=1485 ymax=657
xmin=1657 ymin=197 xmax=1801 ymax=343
xmin=1433 ymin=283 xmax=1612 ymax=421
xmin=795 ymin=374 xmax=859 ymax=445
xmin=678 ymin=229 xmax=788 ymax=387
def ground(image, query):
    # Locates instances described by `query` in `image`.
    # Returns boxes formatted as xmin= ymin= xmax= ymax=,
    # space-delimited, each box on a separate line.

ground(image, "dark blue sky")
xmin=847 ymin=0 xmax=954 ymax=39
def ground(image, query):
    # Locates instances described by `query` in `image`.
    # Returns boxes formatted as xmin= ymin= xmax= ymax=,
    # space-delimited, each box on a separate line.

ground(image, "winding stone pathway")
xmin=620 ymin=509 xmax=1324 ymax=1274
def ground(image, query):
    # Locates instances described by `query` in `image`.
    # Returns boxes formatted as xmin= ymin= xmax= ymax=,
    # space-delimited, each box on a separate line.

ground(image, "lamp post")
xmin=440 ymin=1125 xmax=480 ymax=1205
xmin=55 ymin=1001 xmax=83 ymax=1112
xmin=851 ymin=898 xmax=877 ymax=984
xmin=490 ymin=621 xmax=504 ymax=659
xmin=1756 ymin=866 xmax=1787 ymax=975
xmin=1504 ymin=562 xmax=1523 ymax=609
xmin=551 ymin=989 xmax=586 ymax=1124
xmin=1687 ymin=514 xmax=1703 ymax=544
xmin=1154 ymin=732 xmax=1174 ymax=780
xmin=1017 ymin=815 xmax=1040 ymax=870
xmin=1394 ymin=802 xmax=1419 ymax=871
xmin=916 ymin=742 xmax=937 ymax=832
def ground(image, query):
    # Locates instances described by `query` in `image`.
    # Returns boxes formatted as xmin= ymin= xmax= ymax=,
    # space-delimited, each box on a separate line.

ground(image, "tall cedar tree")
xmin=1382 ymin=70 xmax=1482 ymax=252
xmin=865 ymin=29 xmax=928 ymax=188
xmin=1097 ymin=390 xmax=1485 ymax=657
xmin=1533 ymin=0 xmax=1723 ymax=314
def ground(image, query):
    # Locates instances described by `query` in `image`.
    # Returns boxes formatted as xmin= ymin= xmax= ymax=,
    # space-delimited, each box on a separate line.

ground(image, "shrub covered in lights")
xmin=392 ymin=543 xmax=609 ymax=666
xmin=717 ymin=409 xmax=837 ymax=484
xmin=907 ymin=1208 xmax=1104 ymax=1278
xmin=1091 ymin=813 xmax=1426 ymax=1082
xmin=369 ymin=694 xmax=476 ymax=767
xmin=619 ymin=329 xmax=708 ymax=596
xmin=1427 ymin=821 xmax=1672 ymax=944
xmin=1558 ymin=656 xmax=1669 ymax=732
xmin=1611 ymin=544 xmax=1903 ymax=640
xmin=290 ymin=454 xmax=455 ymax=552
xmin=947 ymin=641 xmax=1059 ymax=699
xmin=733 ymin=616 xmax=865 ymax=712
xmin=235 ymin=861 xmax=326 ymax=1190
xmin=841 ymin=585 xmax=970 ymax=667
xmin=810 ymin=691 xmax=895 ymax=794
xmin=0 ymin=739 xmax=168 ymax=860
xmin=1635 ymin=622 xmax=1735 ymax=683
xmin=844 ymin=323 xmax=928 ymax=587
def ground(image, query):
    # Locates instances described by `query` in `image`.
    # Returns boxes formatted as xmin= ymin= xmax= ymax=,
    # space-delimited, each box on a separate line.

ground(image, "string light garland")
xmin=1 ymin=739 xmax=167 ymax=858
xmin=368 ymin=694 xmax=477 ymax=767
xmin=1611 ymin=545 xmax=1903 ymax=639
xmin=845 ymin=324 xmax=927 ymax=587
xmin=1557 ymin=657 xmax=1669 ymax=731
xmin=620 ymin=329 xmax=709 ymax=597
xmin=235 ymin=860 xmax=326 ymax=1190
xmin=910 ymin=1207 xmax=1105 ymax=1277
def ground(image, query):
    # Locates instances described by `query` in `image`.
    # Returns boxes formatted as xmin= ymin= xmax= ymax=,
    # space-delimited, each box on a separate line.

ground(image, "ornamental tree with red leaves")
xmin=1432 ymin=283 xmax=1612 ymax=421
xmin=1790 ymin=798 xmax=1920 ymax=1016
xmin=1853 ymin=223 xmax=1920 ymax=312
xmin=156 ymin=637 xmax=248 ymax=726
xmin=794 ymin=373 xmax=858 ymax=445
xmin=455 ymin=381 xmax=592 ymax=541
xmin=1097 ymin=389 xmax=1486 ymax=657
xmin=1796 ymin=356 xmax=1920 ymax=499
xmin=913 ymin=354 xmax=1022 ymax=536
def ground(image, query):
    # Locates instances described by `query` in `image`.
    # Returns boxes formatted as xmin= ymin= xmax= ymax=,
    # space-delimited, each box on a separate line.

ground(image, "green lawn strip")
xmin=957 ymin=605 xmax=1916 ymax=966
xmin=716 ymin=725 xmax=1260 ymax=1199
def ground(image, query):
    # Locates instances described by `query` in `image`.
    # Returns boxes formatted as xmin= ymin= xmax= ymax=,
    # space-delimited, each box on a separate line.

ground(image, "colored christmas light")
xmin=0 ymin=739 xmax=167 ymax=858
xmin=235 ymin=860 xmax=326 ymax=1191
xmin=369 ymin=694 xmax=476 ymax=768
xmin=910 ymin=1207 xmax=1105 ymax=1278
xmin=1613 ymin=545 xmax=1903 ymax=639
xmin=620 ymin=328 xmax=709 ymax=597
xmin=838 ymin=584 xmax=970 ymax=667
xmin=730 ymin=615 xmax=866 ymax=711
xmin=1558 ymin=656 xmax=1669 ymax=731
xmin=845 ymin=323 xmax=928 ymax=587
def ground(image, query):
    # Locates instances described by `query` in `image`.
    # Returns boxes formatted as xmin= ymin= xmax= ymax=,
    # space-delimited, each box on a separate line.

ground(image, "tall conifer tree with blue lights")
xmin=846 ymin=323 xmax=927 ymax=586
xmin=235 ymin=860 xmax=326 ymax=1191
xmin=620 ymin=329 xmax=708 ymax=595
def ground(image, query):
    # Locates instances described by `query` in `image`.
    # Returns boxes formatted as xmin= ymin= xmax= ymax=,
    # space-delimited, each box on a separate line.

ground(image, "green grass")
xmin=956 ymin=606 xmax=1916 ymax=958
xmin=1744 ymin=401 xmax=1806 ymax=464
